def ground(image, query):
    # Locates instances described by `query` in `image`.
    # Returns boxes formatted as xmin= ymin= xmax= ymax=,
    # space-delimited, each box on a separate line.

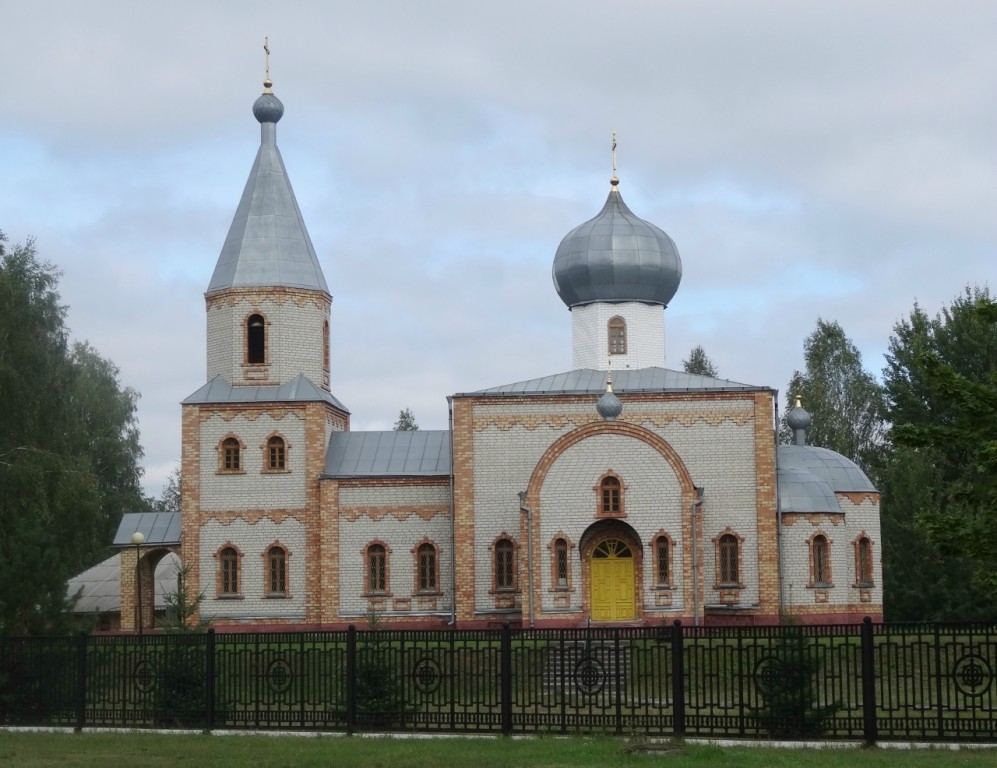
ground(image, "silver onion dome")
xmin=553 ymin=179 xmax=682 ymax=308
xmin=596 ymin=377 xmax=623 ymax=421
xmin=253 ymin=79 xmax=284 ymax=124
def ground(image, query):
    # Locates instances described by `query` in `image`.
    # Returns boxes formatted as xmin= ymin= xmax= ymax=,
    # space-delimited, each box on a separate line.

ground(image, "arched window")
xmin=247 ymin=313 xmax=266 ymax=364
xmin=323 ymin=320 xmax=330 ymax=372
xmin=267 ymin=545 xmax=287 ymax=596
xmin=494 ymin=538 xmax=516 ymax=591
xmin=416 ymin=542 xmax=438 ymax=593
xmin=718 ymin=534 xmax=739 ymax=585
xmin=266 ymin=435 xmax=286 ymax=471
xmin=856 ymin=536 xmax=874 ymax=587
xmin=608 ymin=316 xmax=627 ymax=355
xmin=366 ymin=543 xmax=388 ymax=594
xmin=554 ymin=537 xmax=568 ymax=588
xmin=600 ymin=475 xmax=622 ymax=515
xmin=812 ymin=534 xmax=831 ymax=587
xmin=219 ymin=547 xmax=239 ymax=596
xmin=654 ymin=535 xmax=672 ymax=587
xmin=221 ymin=437 xmax=241 ymax=471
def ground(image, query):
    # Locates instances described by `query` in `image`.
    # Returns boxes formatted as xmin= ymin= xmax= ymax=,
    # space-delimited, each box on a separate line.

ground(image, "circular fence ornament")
xmin=574 ymin=657 xmax=606 ymax=695
xmin=133 ymin=659 xmax=155 ymax=693
xmin=953 ymin=654 xmax=992 ymax=697
xmin=267 ymin=658 xmax=294 ymax=694
xmin=412 ymin=657 xmax=443 ymax=694
xmin=753 ymin=655 xmax=781 ymax=696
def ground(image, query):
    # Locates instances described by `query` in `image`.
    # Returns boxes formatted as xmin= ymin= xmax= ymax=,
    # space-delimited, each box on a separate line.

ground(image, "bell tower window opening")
xmin=247 ymin=313 xmax=266 ymax=364
xmin=608 ymin=316 xmax=627 ymax=355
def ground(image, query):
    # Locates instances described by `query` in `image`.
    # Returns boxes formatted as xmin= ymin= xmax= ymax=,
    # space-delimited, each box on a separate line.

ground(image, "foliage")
xmin=393 ymin=407 xmax=419 ymax=431
xmin=751 ymin=623 xmax=838 ymax=737
xmin=781 ymin=319 xmax=886 ymax=470
xmin=160 ymin=560 xmax=208 ymax=634
xmin=0 ymin=232 xmax=146 ymax=634
xmin=152 ymin=464 xmax=181 ymax=514
xmin=354 ymin=609 xmax=405 ymax=726
xmin=886 ymin=289 xmax=997 ymax=592
xmin=681 ymin=344 xmax=719 ymax=378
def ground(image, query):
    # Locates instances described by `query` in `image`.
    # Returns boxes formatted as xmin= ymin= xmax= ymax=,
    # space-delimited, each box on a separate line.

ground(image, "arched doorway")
xmin=590 ymin=538 xmax=636 ymax=621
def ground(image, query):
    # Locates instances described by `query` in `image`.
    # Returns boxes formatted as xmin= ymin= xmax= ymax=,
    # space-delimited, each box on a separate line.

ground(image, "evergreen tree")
xmin=886 ymin=289 xmax=997 ymax=594
xmin=681 ymin=345 xmax=720 ymax=378
xmin=0 ymin=232 xmax=146 ymax=634
xmin=393 ymin=408 xmax=419 ymax=431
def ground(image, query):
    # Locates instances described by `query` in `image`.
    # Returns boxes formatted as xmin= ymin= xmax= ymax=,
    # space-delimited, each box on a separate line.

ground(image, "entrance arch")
xmin=580 ymin=520 xmax=642 ymax=623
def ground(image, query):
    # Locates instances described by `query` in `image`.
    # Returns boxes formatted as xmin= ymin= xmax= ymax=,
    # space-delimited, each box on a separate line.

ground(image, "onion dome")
xmin=252 ymin=80 xmax=284 ymax=124
xmin=553 ymin=178 xmax=682 ymax=308
xmin=785 ymin=396 xmax=812 ymax=446
xmin=596 ymin=376 xmax=623 ymax=421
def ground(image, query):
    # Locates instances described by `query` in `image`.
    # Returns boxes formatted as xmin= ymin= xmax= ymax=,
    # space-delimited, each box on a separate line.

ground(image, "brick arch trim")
xmin=524 ymin=421 xmax=696 ymax=506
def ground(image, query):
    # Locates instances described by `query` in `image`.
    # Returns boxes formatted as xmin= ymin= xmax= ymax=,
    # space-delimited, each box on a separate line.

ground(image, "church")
xmin=115 ymin=74 xmax=883 ymax=632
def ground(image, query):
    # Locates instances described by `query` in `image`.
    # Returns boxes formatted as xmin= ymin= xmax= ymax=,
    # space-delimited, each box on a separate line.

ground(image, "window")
xmin=247 ymin=313 xmax=266 ymax=364
xmin=719 ymin=534 xmax=739 ymax=585
xmin=856 ymin=536 xmax=874 ymax=587
xmin=220 ymin=547 xmax=239 ymax=596
xmin=654 ymin=535 xmax=671 ymax=587
xmin=494 ymin=538 xmax=516 ymax=591
xmin=599 ymin=475 xmax=622 ymax=515
xmin=323 ymin=320 xmax=330 ymax=373
xmin=812 ymin=534 xmax=831 ymax=587
xmin=608 ymin=316 xmax=627 ymax=355
xmin=221 ymin=437 xmax=241 ymax=471
xmin=554 ymin=538 xmax=568 ymax=588
xmin=367 ymin=543 xmax=388 ymax=594
xmin=266 ymin=435 xmax=286 ymax=471
xmin=416 ymin=542 xmax=438 ymax=592
xmin=267 ymin=546 xmax=287 ymax=595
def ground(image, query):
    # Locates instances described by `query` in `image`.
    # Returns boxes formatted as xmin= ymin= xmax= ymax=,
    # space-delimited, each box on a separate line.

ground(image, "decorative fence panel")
xmin=1 ymin=620 xmax=995 ymax=742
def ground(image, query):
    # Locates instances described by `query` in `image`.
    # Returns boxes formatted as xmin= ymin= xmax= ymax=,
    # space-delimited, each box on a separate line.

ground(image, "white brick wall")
xmin=199 ymin=412 xmax=307 ymax=511
xmin=571 ymin=302 xmax=666 ymax=369
xmin=199 ymin=515 xmax=306 ymax=620
xmin=206 ymin=292 xmax=330 ymax=387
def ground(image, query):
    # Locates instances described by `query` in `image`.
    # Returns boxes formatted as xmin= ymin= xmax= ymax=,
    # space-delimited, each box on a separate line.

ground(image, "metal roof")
xmin=777 ymin=467 xmax=843 ymax=514
xmin=463 ymin=367 xmax=765 ymax=396
xmin=324 ymin=430 xmax=451 ymax=478
xmin=112 ymin=511 xmax=181 ymax=547
xmin=183 ymin=373 xmax=349 ymax=412
xmin=206 ymin=87 xmax=329 ymax=295
xmin=68 ymin=553 xmax=180 ymax=614
xmin=553 ymin=184 xmax=682 ymax=308
xmin=777 ymin=445 xmax=877 ymax=494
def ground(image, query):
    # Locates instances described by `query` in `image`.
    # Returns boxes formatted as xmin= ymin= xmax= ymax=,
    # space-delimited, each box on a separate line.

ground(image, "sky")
xmin=4 ymin=1 xmax=996 ymax=499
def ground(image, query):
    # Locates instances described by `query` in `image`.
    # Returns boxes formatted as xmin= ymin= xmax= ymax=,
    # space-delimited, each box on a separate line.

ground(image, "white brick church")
xmin=115 ymin=76 xmax=883 ymax=632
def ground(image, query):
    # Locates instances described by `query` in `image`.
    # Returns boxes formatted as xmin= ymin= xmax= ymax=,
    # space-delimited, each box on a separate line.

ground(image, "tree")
xmin=682 ymin=345 xmax=719 ymax=378
xmin=780 ymin=319 xmax=886 ymax=470
xmin=394 ymin=408 xmax=419 ymax=431
xmin=886 ymin=289 xmax=997 ymax=592
xmin=0 ymin=232 xmax=146 ymax=634
xmin=152 ymin=464 xmax=181 ymax=515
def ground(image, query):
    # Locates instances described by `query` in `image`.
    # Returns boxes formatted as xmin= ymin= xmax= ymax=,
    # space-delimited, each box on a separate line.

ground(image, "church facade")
xmin=119 ymin=77 xmax=882 ymax=632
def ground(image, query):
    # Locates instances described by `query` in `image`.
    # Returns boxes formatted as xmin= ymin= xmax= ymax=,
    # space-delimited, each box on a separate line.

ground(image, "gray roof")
xmin=183 ymin=373 xmax=349 ymax=412
xmin=553 ymin=184 xmax=682 ymax=308
xmin=206 ymin=87 xmax=329 ymax=295
xmin=464 ymin=367 xmax=764 ymax=396
xmin=777 ymin=445 xmax=877 ymax=513
xmin=324 ymin=430 xmax=451 ymax=478
xmin=68 ymin=553 xmax=180 ymax=614
xmin=112 ymin=511 xmax=181 ymax=547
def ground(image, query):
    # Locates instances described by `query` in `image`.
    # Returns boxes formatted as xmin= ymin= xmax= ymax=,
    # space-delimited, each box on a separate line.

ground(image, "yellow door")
xmin=590 ymin=539 xmax=636 ymax=621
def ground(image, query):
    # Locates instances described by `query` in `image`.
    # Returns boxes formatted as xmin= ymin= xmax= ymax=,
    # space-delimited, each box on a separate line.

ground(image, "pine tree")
xmin=393 ymin=408 xmax=419 ymax=431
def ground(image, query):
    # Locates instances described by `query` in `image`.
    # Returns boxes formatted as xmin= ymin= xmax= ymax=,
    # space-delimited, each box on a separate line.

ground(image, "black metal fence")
xmin=1 ymin=619 xmax=995 ymax=742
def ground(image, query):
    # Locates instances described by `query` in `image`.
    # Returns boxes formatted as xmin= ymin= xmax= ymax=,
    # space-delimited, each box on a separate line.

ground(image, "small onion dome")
xmin=553 ymin=180 xmax=682 ymax=308
xmin=253 ymin=85 xmax=284 ymax=124
xmin=785 ymin=395 xmax=812 ymax=446
xmin=596 ymin=378 xmax=623 ymax=421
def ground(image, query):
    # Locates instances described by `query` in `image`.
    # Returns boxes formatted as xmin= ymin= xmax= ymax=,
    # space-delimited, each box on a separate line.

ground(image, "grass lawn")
xmin=1 ymin=732 xmax=995 ymax=768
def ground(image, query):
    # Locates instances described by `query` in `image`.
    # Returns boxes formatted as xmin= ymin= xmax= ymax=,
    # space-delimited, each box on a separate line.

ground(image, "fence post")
xmin=205 ymin=628 xmax=216 ymax=731
xmin=500 ymin=623 xmax=513 ymax=735
xmin=670 ymin=620 xmax=685 ymax=737
xmin=346 ymin=625 xmax=357 ymax=732
xmin=860 ymin=617 xmax=877 ymax=746
xmin=74 ymin=632 xmax=87 ymax=731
